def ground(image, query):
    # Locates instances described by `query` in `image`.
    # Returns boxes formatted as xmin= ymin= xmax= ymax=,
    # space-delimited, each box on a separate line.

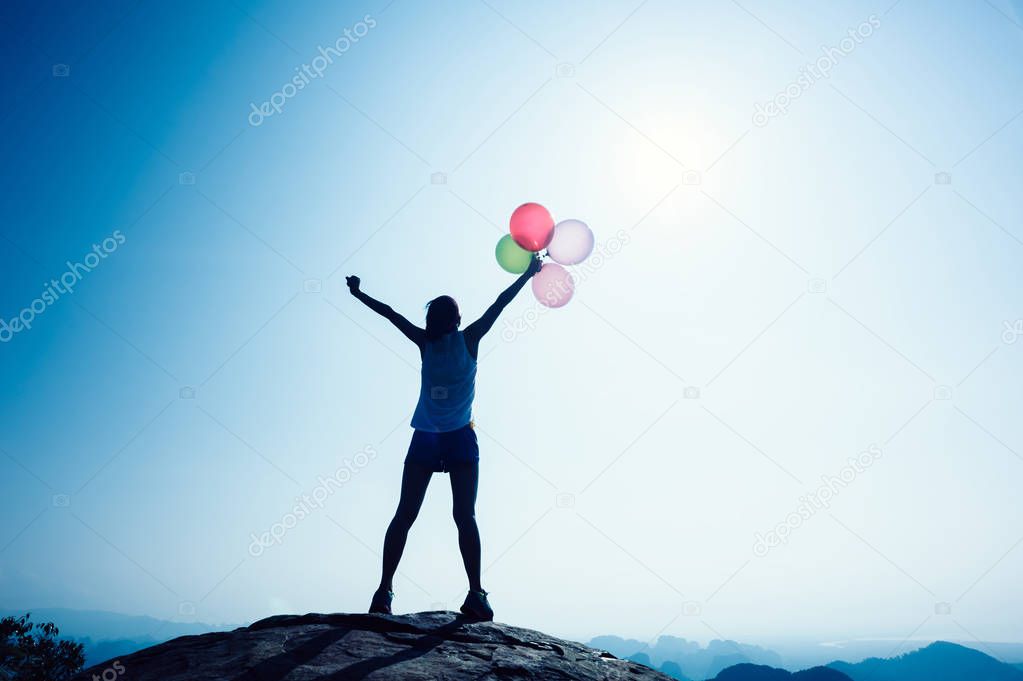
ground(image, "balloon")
xmin=495 ymin=234 xmax=533 ymax=274
xmin=547 ymin=219 xmax=594 ymax=265
xmin=532 ymin=262 xmax=574 ymax=308
xmin=509 ymin=202 xmax=554 ymax=252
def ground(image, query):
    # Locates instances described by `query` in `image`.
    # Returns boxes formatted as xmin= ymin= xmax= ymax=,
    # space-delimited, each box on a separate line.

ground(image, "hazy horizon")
xmin=2 ymin=0 xmax=1022 ymax=651
xmin=9 ymin=604 xmax=1023 ymax=672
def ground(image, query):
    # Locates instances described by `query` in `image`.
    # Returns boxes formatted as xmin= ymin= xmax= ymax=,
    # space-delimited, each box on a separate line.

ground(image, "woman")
xmin=346 ymin=255 xmax=541 ymax=621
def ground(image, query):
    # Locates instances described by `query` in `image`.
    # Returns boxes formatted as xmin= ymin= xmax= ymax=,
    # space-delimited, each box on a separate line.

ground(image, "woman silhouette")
xmin=346 ymin=255 xmax=541 ymax=621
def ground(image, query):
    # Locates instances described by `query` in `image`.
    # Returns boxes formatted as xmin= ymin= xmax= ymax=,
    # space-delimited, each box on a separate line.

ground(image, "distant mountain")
xmin=74 ymin=637 xmax=164 ymax=666
xmin=713 ymin=664 xmax=789 ymax=681
xmin=658 ymin=659 xmax=690 ymax=680
xmin=591 ymin=634 xmax=782 ymax=680
xmin=828 ymin=640 xmax=1023 ymax=681
xmin=629 ymin=652 xmax=653 ymax=666
xmin=0 ymin=607 xmax=224 ymax=640
xmin=589 ymin=634 xmax=648 ymax=659
xmin=625 ymin=655 xmax=696 ymax=681
xmin=711 ymin=663 xmax=851 ymax=680
xmin=760 ymin=638 xmax=1023 ymax=671
xmin=1 ymin=607 xmax=230 ymax=666
xmin=767 ymin=639 xmax=929 ymax=669
xmin=789 ymin=670 xmax=852 ymax=681
xmin=592 ymin=631 xmax=1023 ymax=675
xmin=616 ymin=637 xmax=1023 ymax=681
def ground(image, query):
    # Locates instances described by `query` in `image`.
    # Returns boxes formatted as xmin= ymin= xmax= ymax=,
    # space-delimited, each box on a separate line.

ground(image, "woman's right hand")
xmin=346 ymin=275 xmax=361 ymax=294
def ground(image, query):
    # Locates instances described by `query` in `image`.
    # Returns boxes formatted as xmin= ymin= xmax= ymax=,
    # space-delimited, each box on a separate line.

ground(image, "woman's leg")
xmin=449 ymin=462 xmax=482 ymax=592
xmin=378 ymin=463 xmax=433 ymax=592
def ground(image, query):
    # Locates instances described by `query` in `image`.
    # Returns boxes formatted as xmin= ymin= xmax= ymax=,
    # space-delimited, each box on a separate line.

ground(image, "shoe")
xmin=369 ymin=588 xmax=393 ymax=614
xmin=460 ymin=590 xmax=494 ymax=621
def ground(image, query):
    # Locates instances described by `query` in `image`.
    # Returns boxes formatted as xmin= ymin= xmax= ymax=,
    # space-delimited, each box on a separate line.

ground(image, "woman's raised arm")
xmin=463 ymin=256 xmax=542 ymax=354
xmin=347 ymin=275 xmax=425 ymax=347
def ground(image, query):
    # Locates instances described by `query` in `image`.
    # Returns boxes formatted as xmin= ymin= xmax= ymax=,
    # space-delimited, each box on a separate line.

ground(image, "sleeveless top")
xmin=410 ymin=330 xmax=477 ymax=432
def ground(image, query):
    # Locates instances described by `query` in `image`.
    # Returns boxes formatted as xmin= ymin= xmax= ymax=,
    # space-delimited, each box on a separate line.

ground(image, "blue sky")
xmin=1 ymin=0 xmax=1022 ymax=648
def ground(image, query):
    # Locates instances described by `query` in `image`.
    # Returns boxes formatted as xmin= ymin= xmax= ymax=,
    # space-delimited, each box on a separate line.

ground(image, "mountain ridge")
xmin=827 ymin=640 xmax=1023 ymax=681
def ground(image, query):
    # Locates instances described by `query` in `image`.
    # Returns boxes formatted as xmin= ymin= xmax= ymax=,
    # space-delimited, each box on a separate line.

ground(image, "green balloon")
xmin=495 ymin=234 xmax=532 ymax=274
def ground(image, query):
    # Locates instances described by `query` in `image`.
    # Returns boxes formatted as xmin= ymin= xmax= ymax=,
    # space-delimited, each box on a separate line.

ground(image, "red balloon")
xmin=509 ymin=203 xmax=554 ymax=252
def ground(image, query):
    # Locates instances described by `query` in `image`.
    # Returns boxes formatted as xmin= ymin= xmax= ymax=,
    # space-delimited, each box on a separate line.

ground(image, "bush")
xmin=0 ymin=613 xmax=84 ymax=681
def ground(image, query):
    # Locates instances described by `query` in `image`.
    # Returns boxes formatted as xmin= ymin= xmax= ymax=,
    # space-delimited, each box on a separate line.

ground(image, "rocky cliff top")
xmin=75 ymin=611 xmax=672 ymax=680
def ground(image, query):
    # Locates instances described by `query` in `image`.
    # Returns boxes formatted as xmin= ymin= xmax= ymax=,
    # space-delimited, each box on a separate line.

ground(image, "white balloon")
xmin=531 ymin=262 xmax=574 ymax=308
xmin=547 ymin=219 xmax=594 ymax=265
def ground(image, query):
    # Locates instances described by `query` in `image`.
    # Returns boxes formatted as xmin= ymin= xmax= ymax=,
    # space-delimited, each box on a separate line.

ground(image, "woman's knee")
xmin=392 ymin=505 xmax=420 ymax=528
xmin=452 ymin=506 xmax=476 ymax=528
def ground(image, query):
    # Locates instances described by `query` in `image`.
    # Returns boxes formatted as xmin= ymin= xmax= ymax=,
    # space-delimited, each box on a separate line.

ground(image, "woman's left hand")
xmin=526 ymin=255 xmax=542 ymax=277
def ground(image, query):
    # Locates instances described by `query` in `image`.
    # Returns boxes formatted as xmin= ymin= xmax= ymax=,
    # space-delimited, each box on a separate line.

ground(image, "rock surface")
xmin=74 ymin=611 xmax=673 ymax=680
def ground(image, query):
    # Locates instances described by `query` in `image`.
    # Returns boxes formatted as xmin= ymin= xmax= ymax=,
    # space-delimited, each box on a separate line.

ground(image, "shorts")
xmin=405 ymin=423 xmax=479 ymax=472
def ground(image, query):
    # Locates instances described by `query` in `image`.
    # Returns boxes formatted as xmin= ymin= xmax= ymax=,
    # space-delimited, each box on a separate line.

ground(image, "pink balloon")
xmin=510 ymin=203 xmax=554 ymax=252
xmin=532 ymin=262 xmax=574 ymax=308
xmin=548 ymin=219 xmax=594 ymax=265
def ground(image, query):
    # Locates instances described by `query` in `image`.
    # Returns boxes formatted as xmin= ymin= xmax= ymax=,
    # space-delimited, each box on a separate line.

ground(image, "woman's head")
xmin=425 ymin=295 xmax=460 ymax=340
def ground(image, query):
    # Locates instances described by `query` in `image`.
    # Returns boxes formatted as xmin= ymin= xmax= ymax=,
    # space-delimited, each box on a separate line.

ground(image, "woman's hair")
xmin=424 ymin=295 xmax=461 ymax=341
